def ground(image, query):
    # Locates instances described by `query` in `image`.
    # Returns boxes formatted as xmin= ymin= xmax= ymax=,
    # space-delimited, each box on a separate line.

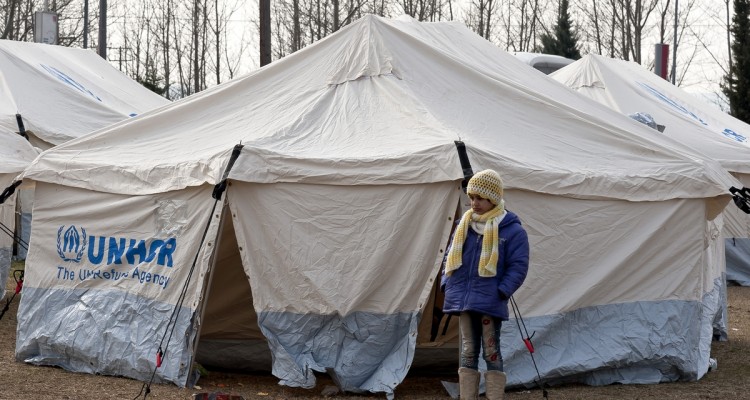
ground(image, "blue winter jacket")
xmin=440 ymin=210 xmax=529 ymax=320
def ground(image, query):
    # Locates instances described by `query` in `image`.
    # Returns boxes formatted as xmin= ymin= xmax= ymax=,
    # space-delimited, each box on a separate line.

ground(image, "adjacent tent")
xmin=0 ymin=40 xmax=171 ymax=278
xmin=0 ymin=132 xmax=38 ymax=299
xmin=550 ymin=54 xmax=750 ymax=285
xmin=512 ymin=52 xmax=575 ymax=74
xmin=14 ymin=15 xmax=740 ymax=397
xmin=0 ymin=39 xmax=170 ymax=150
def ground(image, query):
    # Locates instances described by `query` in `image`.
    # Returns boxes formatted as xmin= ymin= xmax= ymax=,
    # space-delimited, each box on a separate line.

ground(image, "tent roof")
xmin=0 ymin=40 xmax=169 ymax=147
xmin=22 ymin=16 xmax=737 ymax=200
xmin=0 ymin=131 xmax=38 ymax=174
xmin=551 ymin=54 xmax=750 ymax=174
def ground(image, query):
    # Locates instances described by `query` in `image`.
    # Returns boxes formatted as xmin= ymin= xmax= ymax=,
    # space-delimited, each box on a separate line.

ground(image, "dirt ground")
xmin=3 ymin=260 xmax=750 ymax=400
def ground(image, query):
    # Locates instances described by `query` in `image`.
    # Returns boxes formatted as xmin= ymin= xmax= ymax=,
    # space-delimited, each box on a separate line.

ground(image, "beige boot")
xmin=484 ymin=370 xmax=506 ymax=400
xmin=458 ymin=367 xmax=480 ymax=399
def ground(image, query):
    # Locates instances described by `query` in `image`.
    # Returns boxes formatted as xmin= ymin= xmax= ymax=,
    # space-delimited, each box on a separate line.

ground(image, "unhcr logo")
xmin=55 ymin=225 xmax=177 ymax=267
xmin=41 ymin=64 xmax=102 ymax=102
xmin=57 ymin=225 xmax=87 ymax=263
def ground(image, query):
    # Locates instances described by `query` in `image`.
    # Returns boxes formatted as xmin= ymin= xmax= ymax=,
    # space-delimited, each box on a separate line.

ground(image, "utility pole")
xmin=98 ymin=0 xmax=107 ymax=59
xmin=260 ymin=0 xmax=271 ymax=66
xmin=83 ymin=0 xmax=88 ymax=48
xmin=671 ymin=0 xmax=678 ymax=84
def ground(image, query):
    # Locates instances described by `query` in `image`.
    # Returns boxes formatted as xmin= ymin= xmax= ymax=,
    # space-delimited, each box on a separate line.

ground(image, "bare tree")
xmin=499 ymin=0 xmax=547 ymax=53
xmin=623 ymin=0 xmax=661 ymax=63
xmin=192 ymin=0 xmax=201 ymax=92
xmin=655 ymin=0 xmax=670 ymax=42
xmin=1 ymin=0 xmax=19 ymax=39
xmin=577 ymin=0 xmax=634 ymax=59
xmin=722 ymin=0 xmax=736 ymax=80
xmin=147 ymin=0 xmax=174 ymax=98
xmin=590 ymin=0 xmax=603 ymax=54
xmin=465 ymin=0 xmax=496 ymax=39
xmin=171 ymin=1 xmax=194 ymax=97
xmin=401 ymin=0 xmax=455 ymax=21
xmin=672 ymin=0 xmax=716 ymax=86
xmin=272 ymin=4 xmax=289 ymax=60
xmin=204 ymin=0 xmax=246 ymax=83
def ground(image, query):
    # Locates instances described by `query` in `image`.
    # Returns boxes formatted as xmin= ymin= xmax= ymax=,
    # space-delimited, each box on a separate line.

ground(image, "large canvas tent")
xmin=550 ymin=54 xmax=750 ymax=286
xmin=0 ymin=39 xmax=169 ymax=150
xmin=13 ymin=15 xmax=740 ymax=397
xmin=0 ymin=132 xmax=38 ymax=299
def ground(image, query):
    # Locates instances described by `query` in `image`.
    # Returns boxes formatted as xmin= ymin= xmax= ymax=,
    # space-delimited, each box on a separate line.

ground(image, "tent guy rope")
xmin=510 ymin=295 xmax=549 ymax=399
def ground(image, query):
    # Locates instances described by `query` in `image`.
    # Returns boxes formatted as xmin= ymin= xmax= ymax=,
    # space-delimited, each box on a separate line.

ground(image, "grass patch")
xmin=5 ymin=259 xmax=24 ymax=292
xmin=10 ymin=259 xmax=24 ymax=272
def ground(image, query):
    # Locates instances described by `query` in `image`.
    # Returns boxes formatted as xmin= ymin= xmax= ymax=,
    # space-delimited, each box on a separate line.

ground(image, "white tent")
xmin=550 ymin=54 xmax=750 ymax=286
xmin=512 ymin=52 xmax=575 ymax=74
xmin=0 ymin=40 xmax=171 ymax=277
xmin=14 ymin=16 xmax=740 ymax=397
xmin=0 ymin=40 xmax=170 ymax=150
xmin=0 ymin=132 xmax=38 ymax=299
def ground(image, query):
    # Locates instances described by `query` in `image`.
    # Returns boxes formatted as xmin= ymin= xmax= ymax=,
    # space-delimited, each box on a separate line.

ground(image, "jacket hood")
xmin=499 ymin=210 xmax=522 ymax=230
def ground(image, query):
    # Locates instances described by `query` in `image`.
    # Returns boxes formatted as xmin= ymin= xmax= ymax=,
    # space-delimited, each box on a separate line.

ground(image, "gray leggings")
xmin=459 ymin=311 xmax=503 ymax=371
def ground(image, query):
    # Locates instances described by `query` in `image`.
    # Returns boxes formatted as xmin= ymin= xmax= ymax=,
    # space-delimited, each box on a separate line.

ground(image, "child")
xmin=441 ymin=169 xmax=530 ymax=400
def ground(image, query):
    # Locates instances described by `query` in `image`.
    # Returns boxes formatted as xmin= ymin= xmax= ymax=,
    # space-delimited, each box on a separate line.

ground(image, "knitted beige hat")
xmin=467 ymin=169 xmax=503 ymax=205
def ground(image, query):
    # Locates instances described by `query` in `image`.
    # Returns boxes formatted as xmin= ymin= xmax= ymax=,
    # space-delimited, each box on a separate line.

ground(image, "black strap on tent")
xmin=212 ymin=144 xmax=244 ymax=200
xmin=510 ymin=295 xmax=549 ymax=399
xmin=0 ymin=220 xmax=29 ymax=252
xmin=454 ymin=141 xmax=473 ymax=192
xmin=15 ymin=114 xmax=28 ymax=140
xmin=0 ymin=181 xmax=22 ymax=205
xmin=134 ymin=144 xmax=244 ymax=400
xmin=730 ymin=186 xmax=750 ymax=214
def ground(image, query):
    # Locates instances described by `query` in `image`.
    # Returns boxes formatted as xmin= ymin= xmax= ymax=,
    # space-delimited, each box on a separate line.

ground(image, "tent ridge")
xmin=324 ymin=15 xmax=401 ymax=86
xmin=327 ymin=70 xmax=402 ymax=87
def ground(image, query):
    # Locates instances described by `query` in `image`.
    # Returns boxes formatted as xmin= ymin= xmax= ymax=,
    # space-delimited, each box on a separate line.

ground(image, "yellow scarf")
xmin=445 ymin=205 xmax=505 ymax=277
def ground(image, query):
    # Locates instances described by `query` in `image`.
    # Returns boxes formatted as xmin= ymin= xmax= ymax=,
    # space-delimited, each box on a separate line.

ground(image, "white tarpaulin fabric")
xmin=0 ymin=40 xmax=169 ymax=149
xmin=497 ymin=189 xmax=726 ymax=385
xmin=16 ymin=182 xmax=220 ymax=384
xmin=14 ymin=15 xmax=740 ymax=397
xmin=0 ymin=131 xmax=38 ymax=175
xmin=0 ymin=131 xmax=38 ymax=299
xmin=551 ymin=54 xmax=750 ymax=285
xmin=229 ymin=181 xmax=458 ymax=390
